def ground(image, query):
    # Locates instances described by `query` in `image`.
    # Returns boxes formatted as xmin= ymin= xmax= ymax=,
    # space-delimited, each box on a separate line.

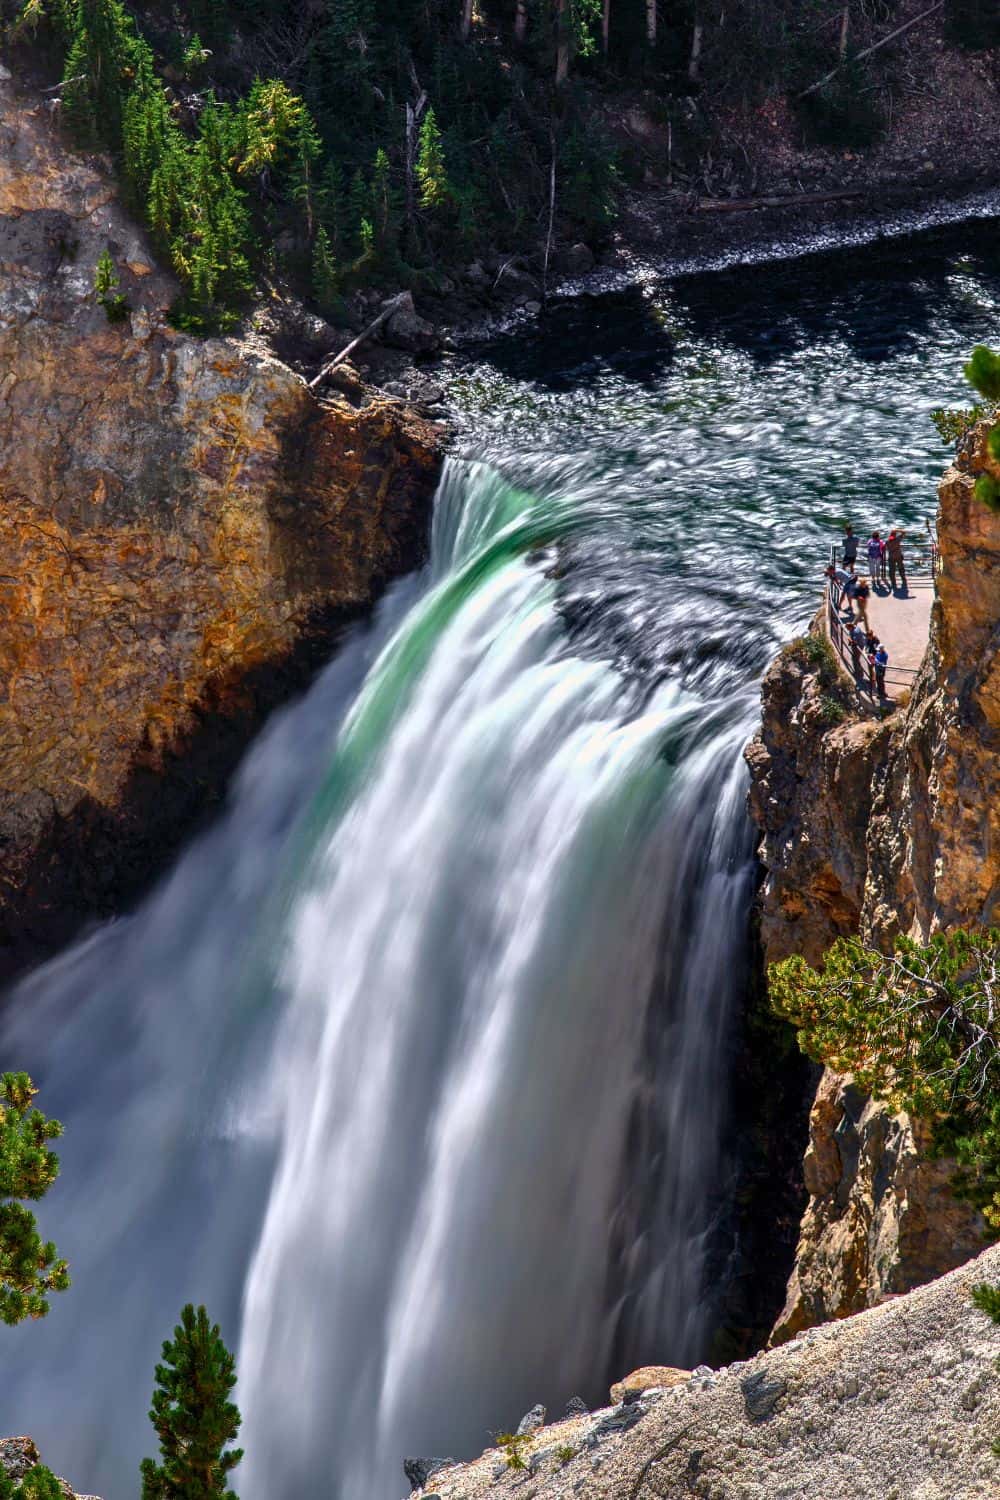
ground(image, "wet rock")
xmin=563 ymin=1396 xmax=589 ymax=1417
xmin=516 ymin=1403 xmax=546 ymax=1435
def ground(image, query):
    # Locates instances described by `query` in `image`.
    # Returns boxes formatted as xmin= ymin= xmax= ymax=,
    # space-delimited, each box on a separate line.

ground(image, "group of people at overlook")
xmin=824 ymin=523 xmax=912 ymax=700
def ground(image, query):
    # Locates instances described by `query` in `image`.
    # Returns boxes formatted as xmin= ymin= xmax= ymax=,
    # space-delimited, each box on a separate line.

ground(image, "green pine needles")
xmin=416 ymin=109 xmax=450 ymax=213
xmin=93 ymin=247 xmax=129 ymax=322
xmin=970 ymin=1282 xmax=1000 ymax=1323
xmin=0 ymin=1462 xmax=63 ymax=1499
xmin=930 ymin=345 xmax=1000 ymax=514
xmin=0 ymin=1073 xmax=69 ymax=1327
xmin=770 ymin=928 xmax=1000 ymax=1231
xmin=141 ymin=1304 xmax=243 ymax=1500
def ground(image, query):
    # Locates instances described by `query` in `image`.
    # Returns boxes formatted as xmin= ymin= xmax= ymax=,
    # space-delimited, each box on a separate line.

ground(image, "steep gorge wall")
xmin=0 ymin=70 xmax=443 ymax=979
xmin=745 ymin=418 xmax=1000 ymax=1339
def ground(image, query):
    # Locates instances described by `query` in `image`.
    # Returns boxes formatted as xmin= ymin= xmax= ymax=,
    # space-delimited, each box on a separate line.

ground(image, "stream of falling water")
xmin=2 ymin=220 xmax=999 ymax=1500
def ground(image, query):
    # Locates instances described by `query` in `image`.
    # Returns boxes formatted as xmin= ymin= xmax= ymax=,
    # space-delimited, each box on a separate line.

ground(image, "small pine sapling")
xmin=140 ymin=1304 xmax=243 ymax=1500
xmin=971 ymin=1283 xmax=1000 ymax=1323
xmin=93 ymin=249 xmax=129 ymax=323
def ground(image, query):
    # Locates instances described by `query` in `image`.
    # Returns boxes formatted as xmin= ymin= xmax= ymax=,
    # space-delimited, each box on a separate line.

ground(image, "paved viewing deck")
xmin=824 ymin=539 xmax=936 ymax=707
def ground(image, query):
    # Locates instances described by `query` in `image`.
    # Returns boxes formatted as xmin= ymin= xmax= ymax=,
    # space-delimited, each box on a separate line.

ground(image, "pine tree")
xmin=290 ymin=107 xmax=323 ymax=240
xmin=964 ymin=346 xmax=1000 ymax=403
xmin=0 ymin=1073 xmax=69 ymax=1326
xmin=311 ymin=223 xmax=339 ymax=311
xmin=346 ymin=167 xmax=370 ymax=256
xmin=0 ymin=1463 xmax=62 ymax=1500
xmin=416 ymin=107 xmax=450 ymax=211
xmin=140 ymin=1304 xmax=243 ymax=1500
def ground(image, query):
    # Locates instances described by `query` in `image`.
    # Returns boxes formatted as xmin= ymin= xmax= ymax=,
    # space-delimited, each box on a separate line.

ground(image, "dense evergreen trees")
xmin=0 ymin=1073 xmax=69 ymax=1327
xmin=1 ymin=1 xmax=995 ymax=328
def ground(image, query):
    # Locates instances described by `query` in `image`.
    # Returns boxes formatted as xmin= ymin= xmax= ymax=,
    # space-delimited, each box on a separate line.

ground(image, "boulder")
xmin=609 ymin=1366 xmax=691 ymax=1404
xmin=403 ymin=1457 xmax=457 ymax=1492
xmin=382 ymin=291 xmax=440 ymax=353
xmin=515 ymin=1403 xmax=546 ymax=1435
xmin=559 ymin=242 xmax=595 ymax=277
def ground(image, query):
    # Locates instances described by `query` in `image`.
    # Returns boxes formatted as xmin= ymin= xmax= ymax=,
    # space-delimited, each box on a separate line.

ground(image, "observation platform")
xmin=823 ymin=535 xmax=936 ymax=708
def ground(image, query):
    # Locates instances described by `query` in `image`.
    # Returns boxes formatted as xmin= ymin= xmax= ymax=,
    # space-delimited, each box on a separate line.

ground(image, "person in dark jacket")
xmin=886 ymin=529 xmax=907 ymax=591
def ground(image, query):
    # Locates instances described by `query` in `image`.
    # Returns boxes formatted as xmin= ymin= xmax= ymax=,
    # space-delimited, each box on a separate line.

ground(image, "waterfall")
xmin=0 ymin=458 xmax=755 ymax=1500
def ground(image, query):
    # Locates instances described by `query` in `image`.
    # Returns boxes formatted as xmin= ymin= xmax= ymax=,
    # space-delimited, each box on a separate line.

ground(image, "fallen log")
xmin=308 ymin=293 xmax=408 ymax=390
xmin=695 ymin=188 xmax=866 ymax=213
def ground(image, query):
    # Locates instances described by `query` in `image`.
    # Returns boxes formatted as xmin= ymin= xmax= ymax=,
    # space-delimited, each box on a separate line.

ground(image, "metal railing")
xmin=825 ymin=584 xmax=920 ymax=698
xmin=829 ymin=520 xmax=940 ymax=578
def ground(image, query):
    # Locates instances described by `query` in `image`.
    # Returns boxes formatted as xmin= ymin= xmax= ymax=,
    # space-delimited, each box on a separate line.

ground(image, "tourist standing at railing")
xmin=874 ymin=642 xmax=888 ymax=699
xmin=842 ymin=524 xmax=858 ymax=571
xmin=866 ymin=531 xmax=882 ymax=580
xmin=886 ymin=529 xmax=907 ymax=592
xmin=850 ymin=619 xmax=866 ymax=680
xmin=853 ymin=575 xmax=871 ymax=629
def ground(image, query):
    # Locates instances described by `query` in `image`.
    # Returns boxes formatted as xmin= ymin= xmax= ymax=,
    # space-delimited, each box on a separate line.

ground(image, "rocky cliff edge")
xmin=0 ymin=69 xmax=443 ymax=979
xmin=414 ymin=1242 xmax=1000 ymax=1500
xmin=744 ymin=416 xmax=1000 ymax=1340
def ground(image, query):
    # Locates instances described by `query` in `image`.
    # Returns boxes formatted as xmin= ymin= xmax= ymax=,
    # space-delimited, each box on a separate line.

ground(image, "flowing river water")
xmin=2 ymin=224 xmax=999 ymax=1500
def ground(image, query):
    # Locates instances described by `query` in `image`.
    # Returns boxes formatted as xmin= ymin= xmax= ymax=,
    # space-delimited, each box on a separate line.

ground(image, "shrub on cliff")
xmin=0 ymin=1073 xmax=69 ymax=1326
xmin=141 ymin=1303 xmax=243 ymax=1500
xmin=0 ymin=1462 xmax=63 ymax=1500
xmin=770 ymin=928 xmax=1000 ymax=1232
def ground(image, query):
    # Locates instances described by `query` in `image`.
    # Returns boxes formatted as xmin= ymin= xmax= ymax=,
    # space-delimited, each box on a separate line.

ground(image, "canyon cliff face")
xmin=745 ymin=417 xmax=1000 ymax=1340
xmin=0 ymin=69 xmax=443 ymax=978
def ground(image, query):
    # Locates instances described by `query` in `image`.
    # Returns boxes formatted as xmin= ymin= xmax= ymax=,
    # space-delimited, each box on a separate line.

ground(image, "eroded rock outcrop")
xmin=0 ymin=72 xmax=443 ymax=976
xmin=419 ymin=1242 xmax=1000 ymax=1500
xmin=0 ymin=1436 xmax=99 ymax=1500
xmin=746 ymin=418 xmax=1000 ymax=1340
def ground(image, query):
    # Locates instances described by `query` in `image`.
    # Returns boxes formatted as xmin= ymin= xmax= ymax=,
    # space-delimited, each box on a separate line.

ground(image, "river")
xmin=2 ymin=223 xmax=998 ymax=1500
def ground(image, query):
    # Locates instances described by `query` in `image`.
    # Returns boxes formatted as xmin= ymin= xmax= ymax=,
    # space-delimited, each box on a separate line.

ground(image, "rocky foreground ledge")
xmin=416 ymin=1243 xmax=1000 ymax=1500
xmin=0 ymin=1438 xmax=98 ymax=1500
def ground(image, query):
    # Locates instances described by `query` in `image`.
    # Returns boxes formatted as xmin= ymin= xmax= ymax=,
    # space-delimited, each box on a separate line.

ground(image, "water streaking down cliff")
xmin=2 ymin=221 xmax=1000 ymax=1500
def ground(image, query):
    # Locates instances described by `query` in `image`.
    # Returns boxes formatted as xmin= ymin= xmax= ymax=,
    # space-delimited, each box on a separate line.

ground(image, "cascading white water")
xmin=0 ymin=457 xmax=755 ymax=1500
xmin=10 ymin=214 xmax=993 ymax=1496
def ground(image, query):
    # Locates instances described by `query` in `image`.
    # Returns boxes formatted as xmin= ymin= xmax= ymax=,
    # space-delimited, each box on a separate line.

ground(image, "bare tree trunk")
xmin=404 ymin=89 xmax=428 ymax=230
xmin=543 ymin=129 xmax=557 ymax=306
xmin=555 ymin=0 xmax=570 ymax=84
xmin=688 ymin=17 xmax=703 ymax=80
xmin=515 ymin=0 xmax=528 ymax=42
xmin=601 ymin=0 xmax=611 ymax=55
xmin=646 ymin=0 xmax=656 ymax=48
xmin=461 ymin=0 xmax=474 ymax=42
xmin=839 ymin=4 xmax=850 ymax=59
